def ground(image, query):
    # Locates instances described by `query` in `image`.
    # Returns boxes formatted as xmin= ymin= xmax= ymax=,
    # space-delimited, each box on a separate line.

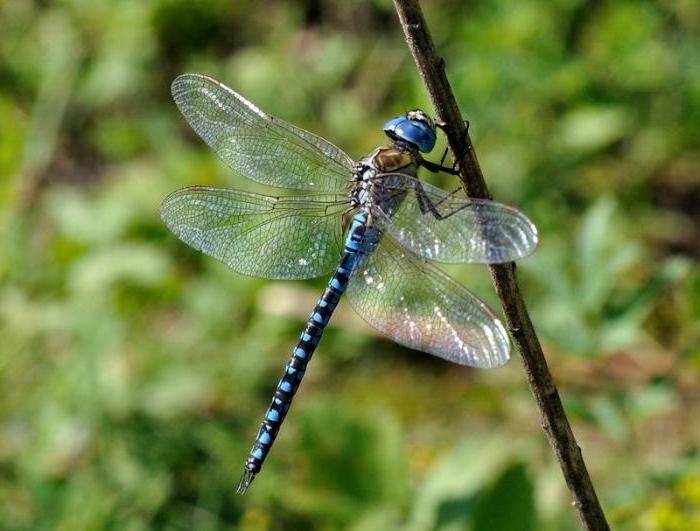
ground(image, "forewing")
xmin=161 ymin=186 xmax=347 ymax=279
xmin=372 ymin=174 xmax=537 ymax=264
xmin=171 ymin=74 xmax=354 ymax=192
xmin=346 ymin=237 xmax=510 ymax=368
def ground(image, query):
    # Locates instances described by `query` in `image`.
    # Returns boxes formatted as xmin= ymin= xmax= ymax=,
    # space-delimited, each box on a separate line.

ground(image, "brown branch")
xmin=392 ymin=2 xmax=610 ymax=530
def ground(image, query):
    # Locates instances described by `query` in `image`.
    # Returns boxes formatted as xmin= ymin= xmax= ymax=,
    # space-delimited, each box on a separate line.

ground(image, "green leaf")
xmin=472 ymin=463 xmax=536 ymax=531
xmin=555 ymin=106 xmax=632 ymax=153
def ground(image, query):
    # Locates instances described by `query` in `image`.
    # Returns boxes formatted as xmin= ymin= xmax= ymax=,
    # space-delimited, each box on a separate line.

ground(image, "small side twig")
xmin=392 ymin=2 xmax=610 ymax=530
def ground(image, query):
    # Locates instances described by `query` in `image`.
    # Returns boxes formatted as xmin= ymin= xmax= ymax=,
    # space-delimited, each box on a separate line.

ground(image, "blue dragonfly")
xmin=161 ymin=74 xmax=538 ymax=494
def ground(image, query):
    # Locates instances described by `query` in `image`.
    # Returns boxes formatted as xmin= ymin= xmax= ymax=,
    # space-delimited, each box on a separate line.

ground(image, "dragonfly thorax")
xmin=359 ymin=144 xmax=419 ymax=175
xmin=350 ymin=144 xmax=419 ymax=210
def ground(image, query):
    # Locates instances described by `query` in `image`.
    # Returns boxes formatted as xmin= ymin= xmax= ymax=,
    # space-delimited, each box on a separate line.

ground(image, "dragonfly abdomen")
xmin=237 ymin=211 xmax=369 ymax=494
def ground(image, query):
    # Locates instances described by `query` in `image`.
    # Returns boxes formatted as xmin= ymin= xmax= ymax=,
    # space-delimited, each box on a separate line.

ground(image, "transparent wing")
xmin=161 ymin=186 xmax=348 ymax=279
xmin=372 ymin=173 xmax=538 ymax=264
xmin=171 ymin=73 xmax=354 ymax=192
xmin=346 ymin=237 xmax=510 ymax=368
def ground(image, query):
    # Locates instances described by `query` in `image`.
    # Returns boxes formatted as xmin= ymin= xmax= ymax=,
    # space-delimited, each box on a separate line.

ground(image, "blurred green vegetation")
xmin=1 ymin=0 xmax=699 ymax=529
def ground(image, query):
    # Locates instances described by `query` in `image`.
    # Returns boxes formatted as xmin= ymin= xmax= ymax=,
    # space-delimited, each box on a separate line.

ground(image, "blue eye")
xmin=383 ymin=116 xmax=436 ymax=153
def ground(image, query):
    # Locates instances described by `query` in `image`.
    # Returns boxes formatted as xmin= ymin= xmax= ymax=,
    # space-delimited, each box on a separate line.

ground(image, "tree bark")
xmin=392 ymin=2 xmax=610 ymax=530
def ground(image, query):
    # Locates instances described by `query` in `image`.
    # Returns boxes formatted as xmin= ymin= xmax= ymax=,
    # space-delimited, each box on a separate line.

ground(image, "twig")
xmin=392 ymin=2 xmax=610 ymax=530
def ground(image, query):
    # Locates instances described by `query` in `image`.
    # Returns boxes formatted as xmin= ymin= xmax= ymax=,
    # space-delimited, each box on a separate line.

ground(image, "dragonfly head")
xmin=383 ymin=110 xmax=437 ymax=153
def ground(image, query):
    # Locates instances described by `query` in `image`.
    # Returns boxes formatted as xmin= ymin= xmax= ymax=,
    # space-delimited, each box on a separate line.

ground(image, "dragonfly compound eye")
xmin=383 ymin=114 xmax=437 ymax=153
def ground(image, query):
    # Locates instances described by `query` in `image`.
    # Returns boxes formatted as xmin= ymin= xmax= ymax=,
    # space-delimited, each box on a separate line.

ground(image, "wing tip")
xmin=493 ymin=209 xmax=540 ymax=264
xmin=159 ymin=186 xmax=204 ymax=226
xmin=486 ymin=314 xmax=511 ymax=368
xmin=171 ymin=73 xmax=224 ymax=107
xmin=456 ymin=313 xmax=511 ymax=369
xmin=520 ymin=210 xmax=539 ymax=257
xmin=171 ymin=72 xmax=196 ymax=96
xmin=484 ymin=200 xmax=540 ymax=263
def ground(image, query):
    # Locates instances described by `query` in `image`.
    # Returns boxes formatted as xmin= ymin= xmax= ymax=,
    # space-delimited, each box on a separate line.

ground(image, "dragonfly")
xmin=160 ymin=73 xmax=538 ymax=494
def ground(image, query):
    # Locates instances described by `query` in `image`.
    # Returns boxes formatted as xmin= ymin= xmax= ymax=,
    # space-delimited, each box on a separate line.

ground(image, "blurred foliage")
xmin=0 ymin=0 xmax=699 ymax=529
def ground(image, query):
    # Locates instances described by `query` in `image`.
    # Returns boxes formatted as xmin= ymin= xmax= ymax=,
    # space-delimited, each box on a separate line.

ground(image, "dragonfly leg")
xmin=420 ymin=158 xmax=460 ymax=175
xmin=432 ymin=186 xmax=463 ymax=208
xmin=412 ymin=180 xmax=469 ymax=221
xmin=451 ymin=120 xmax=472 ymax=173
xmin=430 ymin=119 xmax=472 ymax=174
xmin=438 ymin=144 xmax=450 ymax=167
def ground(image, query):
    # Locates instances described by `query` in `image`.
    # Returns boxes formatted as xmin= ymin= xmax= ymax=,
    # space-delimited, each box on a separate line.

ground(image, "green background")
xmin=1 ymin=1 xmax=699 ymax=529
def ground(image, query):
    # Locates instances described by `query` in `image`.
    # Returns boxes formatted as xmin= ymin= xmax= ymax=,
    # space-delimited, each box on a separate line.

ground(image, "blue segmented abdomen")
xmin=238 ymin=210 xmax=373 ymax=493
